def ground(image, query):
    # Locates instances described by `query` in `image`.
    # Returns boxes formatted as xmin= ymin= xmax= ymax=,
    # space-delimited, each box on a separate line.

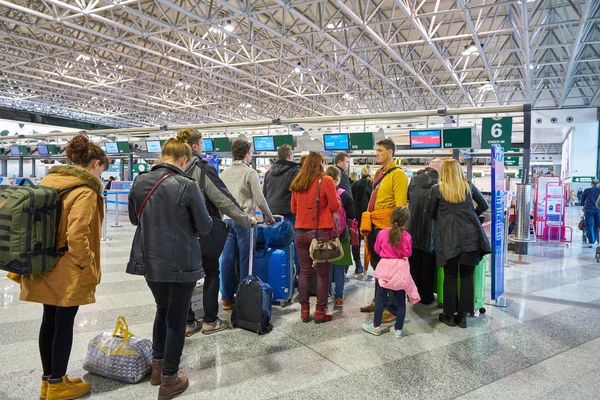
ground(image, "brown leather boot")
xmin=314 ymin=306 xmax=333 ymax=324
xmin=158 ymin=374 xmax=189 ymax=400
xmin=150 ymin=359 xmax=163 ymax=386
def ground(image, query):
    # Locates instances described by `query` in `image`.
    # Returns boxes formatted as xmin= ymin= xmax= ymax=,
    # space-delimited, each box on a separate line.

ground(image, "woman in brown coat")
xmin=10 ymin=134 xmax=108 ymax=400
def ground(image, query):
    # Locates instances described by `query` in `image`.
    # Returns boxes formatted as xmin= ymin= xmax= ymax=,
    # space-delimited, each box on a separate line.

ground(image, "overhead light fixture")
xmin=294 ymin=62 xmax=302 ymax=74
xmin=462 ymin=50 xmax=472 ymax=56
xmin=224 ymin=20 xmax=234 ymax=32
xmin=462 ymin=42 xmax=480 ymax=57
xmin=468 ymin=44 xmax=478 ymax=53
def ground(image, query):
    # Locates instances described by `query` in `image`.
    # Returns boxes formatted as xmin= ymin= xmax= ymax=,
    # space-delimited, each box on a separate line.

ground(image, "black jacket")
xmin=408 ymin=168 xmax=438 ymax=253
xmin=128 ymin=164 xmax=212 ymax=283
xmin=426 ymin=183 xmax=491 ymax=266
xmin=263 ymin=160 xmax=301 ymax=215
xmin=337 ymin=166 xmax=353 ymax=199
xmin=351 ymin=176 xmax=373 ymax=228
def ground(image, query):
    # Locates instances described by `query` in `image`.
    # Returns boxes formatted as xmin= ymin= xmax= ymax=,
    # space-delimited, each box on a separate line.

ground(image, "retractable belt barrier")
xmin=104 ymin=190 xmax=129 ymax=228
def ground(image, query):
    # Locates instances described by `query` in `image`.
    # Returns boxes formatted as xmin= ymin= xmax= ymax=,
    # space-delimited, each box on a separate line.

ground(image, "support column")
xmin=452 ymin=149 xmax=460 ymax=161
xmin=522 ymin=104 xmax=532 ymax=184
xmin=1 ymin=160 xmax=7 ymax=176
xmin=31 ymin=158 xmax=36 ymax=178
xmin=466 ymin=153 xmax=473 ymax=181
xmin=128 ymin=153 xmax=134 ymax=181
xmin=18 ymin=156 xmax=24 ymax=177
xmin=119 ymin=159 xmax=125 ymax=180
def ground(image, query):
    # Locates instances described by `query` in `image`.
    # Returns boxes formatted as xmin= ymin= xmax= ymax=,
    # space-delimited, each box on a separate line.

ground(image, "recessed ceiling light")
xmin=224 ymin=20 xmax=234 ymax=32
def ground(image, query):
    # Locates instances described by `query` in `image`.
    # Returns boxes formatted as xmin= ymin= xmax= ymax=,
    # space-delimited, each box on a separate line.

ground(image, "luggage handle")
xmin=112 ymin=316 xmax=135 ymax=342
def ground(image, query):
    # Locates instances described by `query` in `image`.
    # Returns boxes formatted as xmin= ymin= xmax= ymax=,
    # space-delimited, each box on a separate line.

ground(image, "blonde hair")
xmin=439 ymin=159 xmax=470 ymax=203
xmin=161 ymin=130 xmax=192 ymax=162
xmin=360 ymin=165 xmax=371 ymax=178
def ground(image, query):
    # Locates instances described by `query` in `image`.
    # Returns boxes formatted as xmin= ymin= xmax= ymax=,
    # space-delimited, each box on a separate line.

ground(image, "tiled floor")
xmin=1 ymin=208 xmax=599 ymax=399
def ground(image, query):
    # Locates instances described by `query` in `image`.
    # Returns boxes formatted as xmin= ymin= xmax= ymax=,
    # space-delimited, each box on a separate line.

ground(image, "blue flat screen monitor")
xmin=104 ymin=142 xmax=119 ymax=154
xmin=202 ymin=138 xmax=214 ymax=152
xmin=410 ymin=129 xmax=442 ymax=149
xmin=323 ymin=134 xmax=350 ymax=151
xmin=37 ymin=145 xmax=49 ymax=155
xmin=145 ymin=140 xmax=162 ymax=153
xmin=10 ymin=146 xmax=22 ymax=155
xmin=253 ymin=136 xmax=275 ymax=152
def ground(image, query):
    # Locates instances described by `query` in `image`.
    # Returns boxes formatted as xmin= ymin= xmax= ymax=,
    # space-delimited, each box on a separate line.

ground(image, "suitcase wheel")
xmin=280 ymin=301 xmax=288 ymax=308
xmin=479 ymin=307 xmax=486 ymax=314
xmin=470 ymin=312 xmax=475 ymax=317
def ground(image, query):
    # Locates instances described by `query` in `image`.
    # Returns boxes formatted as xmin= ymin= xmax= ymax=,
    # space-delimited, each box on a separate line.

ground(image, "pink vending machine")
xmin=542 ymin=182 xmax=572 ymax=244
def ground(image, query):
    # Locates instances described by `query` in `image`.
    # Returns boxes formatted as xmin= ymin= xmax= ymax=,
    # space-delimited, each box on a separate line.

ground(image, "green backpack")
xmin=0 ymin=180 xmax=82 ymax=275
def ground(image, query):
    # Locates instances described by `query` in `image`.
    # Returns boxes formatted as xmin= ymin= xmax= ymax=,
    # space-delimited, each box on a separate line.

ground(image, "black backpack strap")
xmin=373 ymin=167 xmax=400 ymax=190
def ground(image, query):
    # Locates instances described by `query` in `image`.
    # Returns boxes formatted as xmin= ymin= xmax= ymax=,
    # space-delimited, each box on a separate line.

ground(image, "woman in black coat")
xmin=351 ymin=166 xmax=373 ymax=274
xmin=427 ymin=160 xmax=491 ymax=329
xmin=128 ymin=130 xmax=212 ymax=399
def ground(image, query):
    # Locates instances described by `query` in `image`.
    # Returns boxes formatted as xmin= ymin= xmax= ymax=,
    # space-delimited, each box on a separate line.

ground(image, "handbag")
xmin=83 ymin=316 xmax=153 ymax=384
xmin=309 ymin=177 xmax=344 ymax=266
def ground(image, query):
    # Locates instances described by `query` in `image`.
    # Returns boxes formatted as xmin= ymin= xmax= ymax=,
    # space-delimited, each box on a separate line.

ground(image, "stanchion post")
xmin=111 ymin=191 xmax=123 ymax=228
xmin=101 ymin=195 xmax=112 ymax=242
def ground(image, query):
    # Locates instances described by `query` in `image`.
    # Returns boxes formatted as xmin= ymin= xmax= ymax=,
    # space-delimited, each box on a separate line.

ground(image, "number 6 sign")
xmin=482 ymin=117 xmax=512 ymax=149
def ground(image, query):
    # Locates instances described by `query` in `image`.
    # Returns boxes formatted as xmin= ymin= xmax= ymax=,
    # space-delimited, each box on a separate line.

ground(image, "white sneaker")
xmin=390 ymin=327 xmax=403 ymax=338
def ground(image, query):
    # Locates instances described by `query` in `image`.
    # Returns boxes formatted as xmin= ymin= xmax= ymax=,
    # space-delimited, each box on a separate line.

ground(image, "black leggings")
xmin=39 ymin=305 xmax=80 ymax=379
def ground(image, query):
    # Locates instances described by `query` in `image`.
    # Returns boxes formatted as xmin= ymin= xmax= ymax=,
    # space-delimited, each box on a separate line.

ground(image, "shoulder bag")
xmin=309 ymin=177 xmax=344 ymax=266
xmin=194 ymin=161 xmax=231 ymax=260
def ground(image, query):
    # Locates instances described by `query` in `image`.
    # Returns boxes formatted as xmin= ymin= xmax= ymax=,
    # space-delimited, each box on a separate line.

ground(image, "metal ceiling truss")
xmin=0 ymin=0 xmax=598 ymax=128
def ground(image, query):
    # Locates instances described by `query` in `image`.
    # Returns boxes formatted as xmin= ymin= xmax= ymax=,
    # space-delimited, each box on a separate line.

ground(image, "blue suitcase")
xmin=253 ymin=243 xmax=296 ymax=307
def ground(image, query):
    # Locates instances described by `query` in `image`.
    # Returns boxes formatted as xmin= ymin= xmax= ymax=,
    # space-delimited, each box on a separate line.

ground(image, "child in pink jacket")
xmin=363 ymin=206 xmax=420 ymax=338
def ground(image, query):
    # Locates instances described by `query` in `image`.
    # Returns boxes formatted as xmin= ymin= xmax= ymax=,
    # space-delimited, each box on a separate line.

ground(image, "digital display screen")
xmin=410 ymin=130 xmax=441 ymax=149
xmin=105 ymin=142 xmax=119 ymax=154
xmin=253 ymin=136 xmax=275 ymax=152
xmin=10 ymin=146 xmax=20 ymax=155
xmin=323 ymin=134 xmax=350 ymax=151
xmin=38 ymin=145 xmax=49 ymax=155
xmin=202 ymin=138 xmax=214 ymax=152
xmin=146 ymin=141 xmax=162 ymax=153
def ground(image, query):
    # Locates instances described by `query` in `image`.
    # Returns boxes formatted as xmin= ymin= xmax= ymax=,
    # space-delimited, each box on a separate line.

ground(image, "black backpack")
xmin=231 ymin=276 xmax=274 ymax=335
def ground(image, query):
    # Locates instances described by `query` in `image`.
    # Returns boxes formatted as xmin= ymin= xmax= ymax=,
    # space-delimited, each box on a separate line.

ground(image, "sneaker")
xmin=185 ymin=319 xmax=203 ymax=337
xmin=362 ymin=321 xmax=382 ymax=336
xmin=202 ymin=318 xmax=230 ymax=335
xmin=334 ymin=298 xmax=344 ymax=309
xmin=390 ymin=327 xmax=403 ymax=338
xmin=381 ymin=309 xmax=396 ymax=324
xmin=354 ymin=268 xmax=364 ymax=274
xmin=439 ymin=313 xmax=457 ymax=327
xmin=222 ymin=300 xmax=234 ymax=310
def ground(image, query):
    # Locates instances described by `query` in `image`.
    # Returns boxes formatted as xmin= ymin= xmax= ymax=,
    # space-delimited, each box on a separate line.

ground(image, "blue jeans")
xmin=331 ymin=265 xmax=346 ymax=299
xmin=220 ymin=220 xmax=251 ymax=302
xmin=585 ymin=209 xmax=600 ymax=244
xmin=374 ymin=286 xmax=406 ymax=331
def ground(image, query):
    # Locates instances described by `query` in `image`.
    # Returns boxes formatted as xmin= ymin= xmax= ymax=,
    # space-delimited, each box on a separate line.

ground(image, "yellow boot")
xmin=47 ymin=376 xmax=90 ymax=400
xmin=40 ymin=376 xmax=83 ymax=400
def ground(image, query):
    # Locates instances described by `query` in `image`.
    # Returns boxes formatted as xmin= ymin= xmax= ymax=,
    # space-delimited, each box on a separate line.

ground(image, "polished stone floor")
xmin=1 ymin=207 xmax=599 ymax=399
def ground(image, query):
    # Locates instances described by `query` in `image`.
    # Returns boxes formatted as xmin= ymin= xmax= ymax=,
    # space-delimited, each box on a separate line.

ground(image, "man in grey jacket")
xmin=335 ymin=152 xmax=353 ymax=197
xmin=220 ymin=139 xmax=275 ymax=308
xmin=184 ymin=130 xmax=257 ymax=336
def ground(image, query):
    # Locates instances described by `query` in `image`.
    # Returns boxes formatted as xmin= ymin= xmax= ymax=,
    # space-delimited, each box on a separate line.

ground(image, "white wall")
xmin=568 ymin=122 xmax=598 ymax=179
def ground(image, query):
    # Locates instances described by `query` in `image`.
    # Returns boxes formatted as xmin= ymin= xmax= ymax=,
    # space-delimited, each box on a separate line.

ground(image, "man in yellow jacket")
xmin=360 ymin=138 xmax=408 ymax=323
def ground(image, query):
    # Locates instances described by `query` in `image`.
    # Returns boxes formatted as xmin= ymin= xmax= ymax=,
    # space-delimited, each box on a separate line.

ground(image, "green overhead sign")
xmin=273 ymin=135 xmax=294 ymax=150
xmin=213 ymin=137 xmax=231 ymax=152
xmin=572 ymin=176 xmax=596 ymax=183
xmin=481 ymin=117 xmax=512 ymax=149
xmin=350 ymin=132 xmax=374 ymax=150
xmin=504 ymin=157 xmax=520 ymax=167
xmin=442 ymin=128 xmax=472 ymax=149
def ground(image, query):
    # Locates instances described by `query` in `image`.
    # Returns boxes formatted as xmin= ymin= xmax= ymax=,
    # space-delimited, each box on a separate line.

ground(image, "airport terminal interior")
xmin=1 ymin=1 xmax=600 ymax=399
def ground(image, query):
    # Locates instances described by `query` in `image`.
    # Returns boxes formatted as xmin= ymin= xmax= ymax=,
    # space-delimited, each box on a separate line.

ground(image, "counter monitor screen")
xmin=253 ymin=136 xmax=275 ymax=152
xmin=202 ymin=138 xmax=214 ymax=152
xmin=323 ymin=134 xmax=350 ymax=151
xmin=105 ymin=142 xmax=119 ymax=154
xmin=37 ymin=145 xmax=49 ymax=155
xmin=145 ymin=140 xmax=162 ymax=153
xmin=409 ymin=130 xmax=441 ymax=149
xmin=10 ymin=145 xmax=20 ymax=155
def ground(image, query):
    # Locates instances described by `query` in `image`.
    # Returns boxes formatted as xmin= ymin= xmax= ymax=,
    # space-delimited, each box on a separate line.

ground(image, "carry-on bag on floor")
xmin=253 ymin=215 xmax=297 ymax=306
xmin=231 ymin=226 xmax=274 ymax=335
xmin=435 ymin=255 xmax=487 ymax=315
xmin=83 ymin=316 xmax=153 ymax=383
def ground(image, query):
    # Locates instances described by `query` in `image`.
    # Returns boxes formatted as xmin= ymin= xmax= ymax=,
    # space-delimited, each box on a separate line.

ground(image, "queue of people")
xmin=8 ymin=130 xmax=493 ymax=400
